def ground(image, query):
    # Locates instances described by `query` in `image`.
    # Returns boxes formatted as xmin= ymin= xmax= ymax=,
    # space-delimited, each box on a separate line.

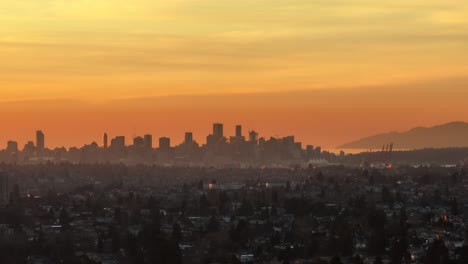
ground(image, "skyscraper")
xmin=185 ymin=132 xmax=193 ymax=144
xmin=103 ymin=133 xmax=108 ymax=149
xmin=213 ymin=123 xmax=223 ymax=139
xmin=111 ymin=136 xmax=125 ymax=150
xmin=159 ymin=137 xmax=170 ymax=151
xmin=144 ymin=134 xmax=153 ymax=150
xmin=6 ymin=141 xmax=18 ymax=154
xmin=0 ymin=172 xmax=8 ymax=206
xmin=235 ymin=125 xmax=242 ymax=137
xmin=249 ymin=130 xmax=258 ymax=144
xmin=133 ymin=136 xmax=144 ymax=147
xmin=36 ymin=130 xmax=45 ymax=151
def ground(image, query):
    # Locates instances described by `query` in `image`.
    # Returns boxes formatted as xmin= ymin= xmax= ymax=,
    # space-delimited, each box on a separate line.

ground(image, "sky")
xmin=1 ymin=0 xmax=468 ymax=148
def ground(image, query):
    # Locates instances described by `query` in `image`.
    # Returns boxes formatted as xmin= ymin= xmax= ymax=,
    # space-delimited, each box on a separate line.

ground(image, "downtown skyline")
xmin=2 ymin=123 xmax=310 ymax=151
xmin=1 ymin=1 xmax=468 ymax=149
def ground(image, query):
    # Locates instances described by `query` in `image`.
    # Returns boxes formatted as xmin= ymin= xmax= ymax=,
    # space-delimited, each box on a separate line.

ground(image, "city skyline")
xmin=1 ymin=123 xmax=306 ymax=150
xmin=2 ymin=81 xmax=468 ymax=150
xmin=1 ymin=1 xmax=468 ymax=149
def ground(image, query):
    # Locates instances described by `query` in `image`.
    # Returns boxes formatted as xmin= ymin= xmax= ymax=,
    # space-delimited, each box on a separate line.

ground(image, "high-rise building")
xmin=0 ymin=172 xmax=8 ymax=206
xmin=306 ymin=145 xmax=314 ymax=158
xmin=103 ymin=133 xmax=108 ymax=149
xmin=133 ymin=136 xmax=144 ymax=147
xmin=36 ymin=130 xmax=45 ymax=151
xmin=6 ymin=141 xmax=18 ymax=154
xmin=23 ymin=141 xmax=35 ymax=155
xmin=144 ymin=134 xmax=153 ymax=150
xmin=159 ymin=137 xmax=171 ymax=151
xmin=185 ymin=132 xmax=193 ymax=144
xmin=282 ymin=136 xmax=295 ymax=146
xmin=111 ymin=136 xmax=125 ymax=150
xmin=235 ymin=125 xmax=242 ymax=137
xmin=213 ymin=123 xmax=223 ymax=139
xmin=315 ymin=146 xmax=322 ymax=155
xmin=249 ymin=131 xmax=258 ymax=144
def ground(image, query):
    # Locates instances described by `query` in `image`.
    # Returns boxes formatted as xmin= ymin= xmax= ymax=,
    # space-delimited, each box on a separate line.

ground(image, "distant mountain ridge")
xmin=339 ymin=122 xmax=468 ymax=150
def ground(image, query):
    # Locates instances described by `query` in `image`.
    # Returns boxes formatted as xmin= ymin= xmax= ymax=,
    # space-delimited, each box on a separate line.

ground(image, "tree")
xmin=199 ymin=193 xmax=210 ymax=215
xmin=382 ymin=186 xmax=394 ymax=206
xmin=172 ymin=222 xmax=182 ymax=242
xmin=424 ymin=239 xmax=449 ymax=264
xmin=373 ymin=256 xmax=383 ymax=264
xmin=218 ymin=191 xmax=230 ymax=213
xmin=368 ymin=208 xmax=387 ymax=255
xmin=353 ymin=255 xmax=364 ymax=264
xmin=329 ymin=256 xmax=343 ymax=264
xmin=9 ymin=184 xmax=20 ymax=205
xmin=450 ymin=198 xmax=459 ymax=216
xmin=206 ymin=216 xmax=220 ymax=233
xmin=230 ymin=220 xmax=251 ymax=247
xmin=286 ymin=180 xmax=291 ymax=191
xmin=237 ymin=199 xmax=254 ymax=216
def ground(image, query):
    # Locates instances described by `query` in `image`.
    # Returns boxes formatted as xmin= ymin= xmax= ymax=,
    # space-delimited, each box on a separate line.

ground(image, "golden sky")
xmin=1 ymin=0 xmax=468 ymax=148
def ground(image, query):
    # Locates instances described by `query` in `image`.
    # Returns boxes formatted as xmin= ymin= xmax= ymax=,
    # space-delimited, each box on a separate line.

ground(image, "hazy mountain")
xmin=339 ymin=122 xmax=468 ymax=149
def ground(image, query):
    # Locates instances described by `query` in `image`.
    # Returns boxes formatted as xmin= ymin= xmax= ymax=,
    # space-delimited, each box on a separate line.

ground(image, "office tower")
xmin=6 ymin=141 xmax=18 ymax=154
xmin=159 ymin=137 xmax=170 ymax=151
xmin=144 ymin=134 xmax=153 ymax=150
xmin=0 ymin=172 xmax=8 ymax=206
xmin=111 ymin=136 xmax=125 ymax=150
xmin=249 ymin=130 xmax=258 ymax=144
xmin=103 ymin=133 xmax=108 ymax=149
xmin=133 ymin=136 xmax=144 ymax=147
xmin=23 ymin=141 xmax=35 ymax=154
xmin=315 ymin=146 xmax=322 ymax=156
xmin=235 ymin=125 xmax=242 ymax=137
xmin=36 ymin=130 xmax=45 ymax=151
xmin=306 ymin=145 xmax=314 ymax=158
xmin=282 ymin=136 xmax=295 ymax=146
xmin=213 ymin=123 xmax=223 ymax=139
xmin=295 ymin=142 xmax=302 ymax=150
xmin=185 ymin=132 xmax=193 ymax=144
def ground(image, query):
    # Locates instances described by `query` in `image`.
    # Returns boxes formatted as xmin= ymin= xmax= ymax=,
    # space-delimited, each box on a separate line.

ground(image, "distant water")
xmin=324 ymin=148 xmax=408 ymax=155
xmin=323 ymin=148 xmax=369 ymax=155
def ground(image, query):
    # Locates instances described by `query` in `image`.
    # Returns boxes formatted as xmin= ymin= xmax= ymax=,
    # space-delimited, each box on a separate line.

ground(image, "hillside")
xmin=339 ymin=122 xmax=468 ymax=149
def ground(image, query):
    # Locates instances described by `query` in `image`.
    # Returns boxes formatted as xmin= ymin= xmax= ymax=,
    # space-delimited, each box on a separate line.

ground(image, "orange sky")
xmin=1 ymin=1 xmax=468 ymax=149
xmin=2 ymin=79 xmax=468 ymax=149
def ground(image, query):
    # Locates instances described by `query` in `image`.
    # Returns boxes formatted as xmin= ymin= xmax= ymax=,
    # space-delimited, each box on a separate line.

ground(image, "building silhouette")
xmin=0 ymin=123 xmax=324 ymax=165
xmin=213 ymin=123 xmax=223 ymax=139
xmin=159 ymin=137 xmax=171 ymax=151
xmin=7 ymin=141 xmax=18 ymax=154
xmin=144 ymin=134 xmax=153 ymax=150
xmin=133 ymin=136 xmax=144 ymax=148
xmin=185 ymin=132 xmax=193 ymax=144
xmin=36 ymin=130 xmax=45 ymax=152
xmin=236 ymin=125 xmax=242 ymax=137
xmin=103 ymin=133 xmax=108 ymax=149
xmin=111 ymin=136 xmax=125 ymax=150
xmin=0 ymin=172 xmax=8 ymax=206
xmin=249 ymin=130 xmax=258 ymax=144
